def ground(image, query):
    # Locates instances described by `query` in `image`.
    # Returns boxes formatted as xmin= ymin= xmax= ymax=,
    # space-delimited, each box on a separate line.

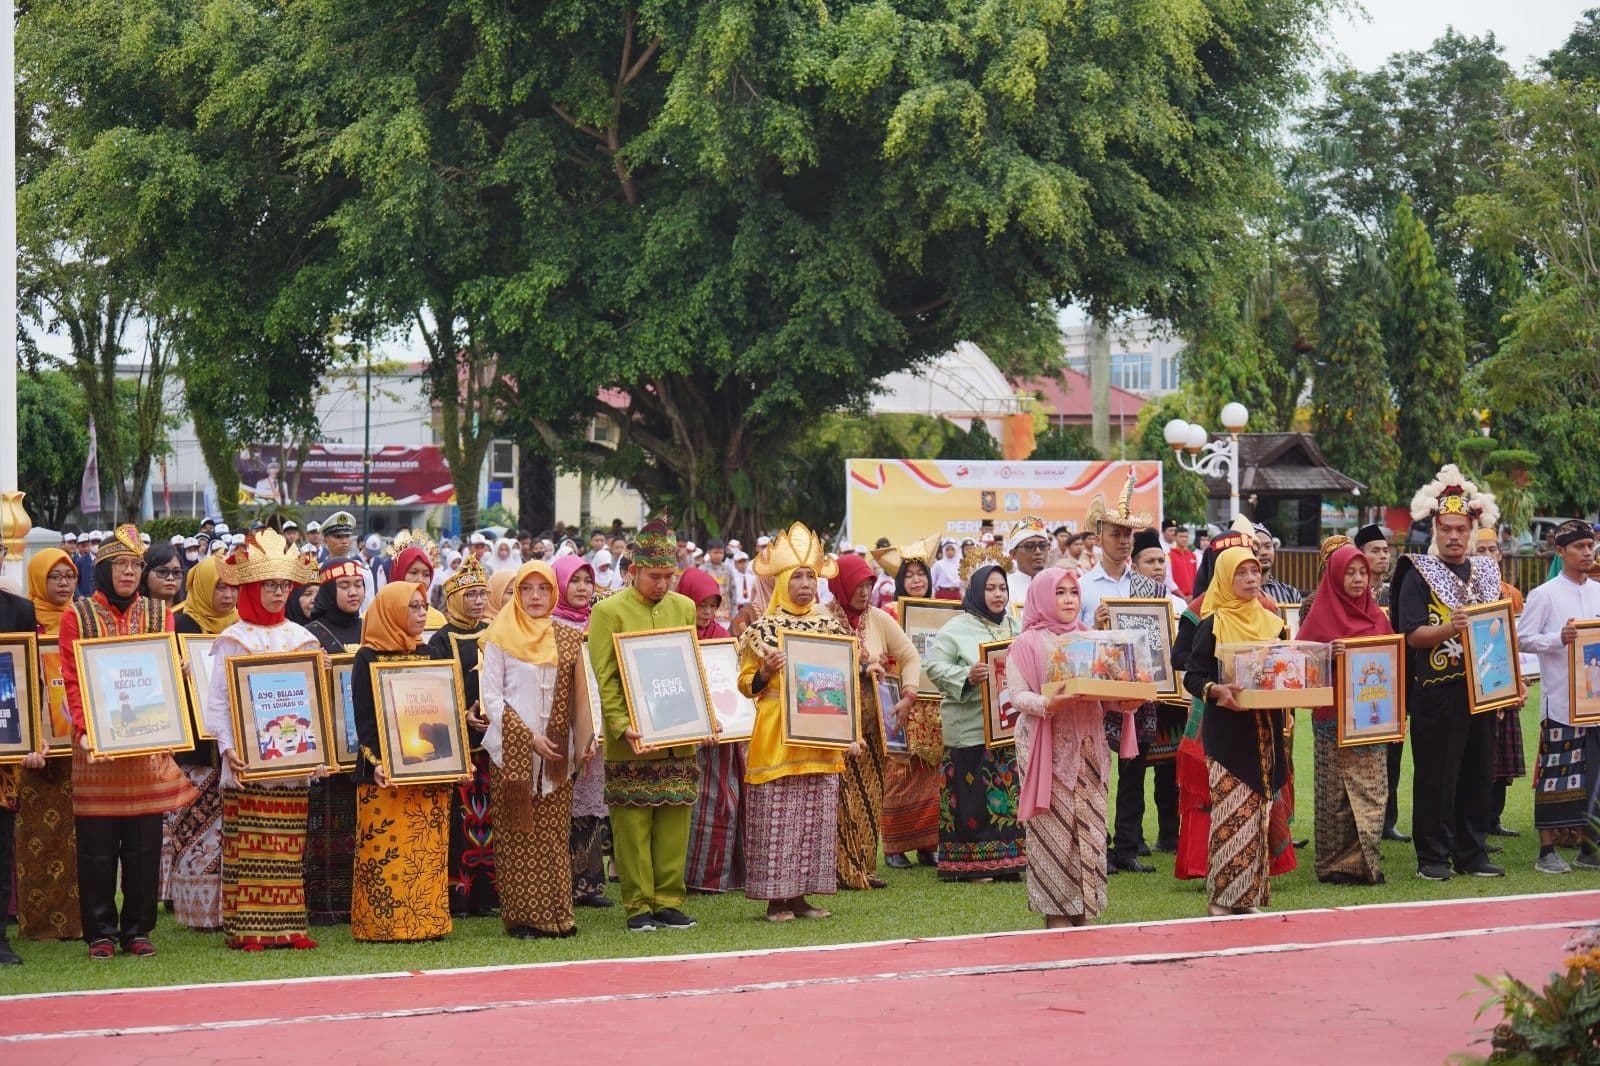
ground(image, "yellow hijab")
xmin=362 ymin=581 xmax=423 ymax=654
xmin=482 ymin=560 xmax=558 ymax=666
xmin=487 ymin=569 xmax=517 ymax=616
xmin=175 ymin=556 xmax=239 ymax=634
xmin=1199 ymin=546 xmax=1285 ymax=646
xmin=28 ymin=548 xmax=74 ymax=636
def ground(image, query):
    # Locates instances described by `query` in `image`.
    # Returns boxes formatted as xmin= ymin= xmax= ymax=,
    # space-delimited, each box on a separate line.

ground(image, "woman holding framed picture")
xmin=738 ymin=523 xmax=863 ymax=922
xmin=550 ymin=554 xmax=613 ymax=910
xmin=677 ymin=566 xmax=746 ymax=896
xmin=478 ymin=560 xmax=596 ymax=939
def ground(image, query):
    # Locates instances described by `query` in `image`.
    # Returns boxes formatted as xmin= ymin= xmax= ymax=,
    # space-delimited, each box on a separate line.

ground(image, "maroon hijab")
xmin=828 ymin=553 xmax=876 ymax=630
xmin=1297 ymin=545 xmax=1391 ymax=643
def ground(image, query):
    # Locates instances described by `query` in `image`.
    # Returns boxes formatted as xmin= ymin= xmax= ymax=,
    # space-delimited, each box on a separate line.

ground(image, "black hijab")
xmin=307 ymin=565 xmax=363 ymax=648
xmin=94 ymin=558 xmax=138 ymax=611
xmin=286 ymin=580 xmax=319 ymax=627
xmin=962 ymin=563 xmax=1008 ymax=625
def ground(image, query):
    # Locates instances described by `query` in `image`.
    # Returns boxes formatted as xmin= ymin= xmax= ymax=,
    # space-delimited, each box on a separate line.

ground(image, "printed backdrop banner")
xmin=235 ymin=444 xmax=457 ymax=507
xmin=844 ymin=459 xmax=1162 ymax=547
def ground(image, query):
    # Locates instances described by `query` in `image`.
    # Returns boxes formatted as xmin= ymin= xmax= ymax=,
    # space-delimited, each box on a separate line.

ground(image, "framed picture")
xmin=369 ymin=659 xmax=471 ymax=785
xmin=1568 ymin=620 xmax=1600 ymax=726
xmin=36 ymin=637 xmax=74 ymax=756
xmin=898 ymin=597 xmax=963 ymax=696
xmin=226 ymin=652 xmax=328 ymax=781
xmin=980 ymin=639 xmax=1017 ymax=748
xmin=325 ymin=653 xmax=361 ymax=771
xmin=1460 ymin=599 xmax=1523 ymax=715
xmin=1278 ymin=603 xmax=1303 ymax=639
xmin=74 ymin=633 xmax=194 ymax=758
xmin=698 ymin=638 xmax=756 ymax=744
xmin=0 ymin=633 xmax=40 ymax=764
xmin=1103 ymin=598 xmax=1179 ymax=700
xmin=612 ymin=627 xmax=716 ymax=750
xmin=579 ymin=641 xmax=605 ymax=743
xmin=178 ymin=634 xmax=220 ymax=740
xmin=878 ymin=673 xmax=909 ymax=756
xmin=1334 ymin=634 xmax=1407 ymax=747
xmin=779 ymin=630 xmax=860 ymax=750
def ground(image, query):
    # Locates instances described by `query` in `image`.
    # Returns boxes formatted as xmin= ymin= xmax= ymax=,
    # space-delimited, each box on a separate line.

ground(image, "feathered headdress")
xmin=1410 ymin=464 xmax=1499 ymax=530
xmin=1085 ymin=468 xmax=1153 ymax=530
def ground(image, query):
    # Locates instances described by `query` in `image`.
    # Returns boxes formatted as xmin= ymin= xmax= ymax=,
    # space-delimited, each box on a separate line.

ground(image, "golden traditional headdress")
xmin=1410 ymin=464 xmax=1499 ymax=529
xmin=871 ymin=533 xmax=941 ymax=580
xmin=958 ymin=543 xmax=1013 ymax=583
xmin=386 ymin=530 xmax=441 ymax=567
xmin=1319 ymin=534 xmax=1353 ymax=570
xmin=1085 ymin=468 xmax=1153 ymax=530
xmin=95 ymin=523 xmax=145 ymax=563
xmin=753 ymin=522 xmax=838 ymax=579
xmin=221 ymin=528 xmax=319 ymax=586
xmin=1209 ymin=514 xmax=1257 ymax=553
xmin=319 ymin=558 xmax=365 ymax=583
xmin=442 ymin=553 xmax=489 ymax=597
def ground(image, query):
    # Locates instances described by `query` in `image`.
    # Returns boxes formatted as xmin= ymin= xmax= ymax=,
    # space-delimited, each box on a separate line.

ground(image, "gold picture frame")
xmin=325 ymin=653 xmax=361 ymax=771
xmin=36 ymin=637 xmax=73 ymax=756
xmin=612 ymin=627 xmax=717 ymax=750
xmin=979 ymin=638 xmax=1017 ymax=749
xmin=0 ymin=632 xmax=41 ymax=764
xmin=1568 ymin=620 xmax=1600 ymax=727
xmin=1459 ymin=598 xmax=1523 ymax=715
xmin=178 ymin=634 xmax=220 ymax=740
xmin=779 ymin=629 xmax=860 ymax=750
xmin=698 ymin=637 xmax=756 ymax=744
xmin=898 ymin=597 xmax=963 ymax=697
xmin=1103 ymin=597 xmax=1180 ymax=700
xmin=1334 ymin=634 xmax=1407 ymax=747
xmin=74 ymin=633 xmax=195 ymax=758
xmin=225 ymin=651 xmax=329 ymax=781
xmin=370 ymin=658 xmax=472 ymax=785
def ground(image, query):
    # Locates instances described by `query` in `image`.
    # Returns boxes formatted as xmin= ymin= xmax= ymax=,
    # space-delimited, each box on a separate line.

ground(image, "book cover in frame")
xmin=979 ymin=638 xmax=1017 ymax=748
xmin=36 ymin=637 xmax=73 ymax=755
xmin=1334 ymin=634 xmax=1407 ymax=747
xmin=612 ymin=628 xmax=717 ymax=750
xmin=698 ymin=638 xmax=756 ymax=744
xmin=226 ymin=652 xmax=328 ymax=781
xmin=371 ymin=659 xmax=471 ymax=785
xmin=325 ymin=653 xmax=361 ymax=771
xmin=1103 ymin=598 xmax=1180 ymax=700
xmin=179 ymin=634 xmax=220 ymax=740
xmin=74 ymin=633 xmax=194 ymax=758
xmin=1569 ymin=620 xmax=1600 ymax=726
xmin=898 ymin=597 xmax=963 ymax=697
xmin=0 ymin=633 xmax=40 ymax=763
xmin=779 ymin=630 xmax=860 ymax=750
xmin=1459 ymin=599 xmax=1522 ymax=714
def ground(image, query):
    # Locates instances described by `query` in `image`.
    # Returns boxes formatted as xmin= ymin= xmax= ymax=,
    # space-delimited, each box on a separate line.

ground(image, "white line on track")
xmin=0 ymin=917 xmax=1587 ymax=1044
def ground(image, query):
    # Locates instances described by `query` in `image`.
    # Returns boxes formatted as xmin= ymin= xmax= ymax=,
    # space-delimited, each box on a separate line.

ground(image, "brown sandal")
xmin=765 ymin=908 xmax=796 ymax=923
xmin=794 ymin=906 xmax=832 ymax=920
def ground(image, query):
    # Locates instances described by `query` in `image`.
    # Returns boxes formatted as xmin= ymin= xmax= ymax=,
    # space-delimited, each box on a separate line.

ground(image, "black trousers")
xmin=0 ymin=807 xmax=14 ymax=940
xmin=1111 ymin=743 xmax=1181 ymax=860
xmin=1409 ymin=685 xmax=1492 ymax=871
xmin=75 ymin=814 xmax=163 ymax=946
xmin=1384 ymin=740 xmax=1404 ymax=831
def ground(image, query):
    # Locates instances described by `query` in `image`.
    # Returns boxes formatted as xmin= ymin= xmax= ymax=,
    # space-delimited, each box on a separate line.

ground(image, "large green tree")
xmin=1311 ymin=274 xmax=1399 ymax=505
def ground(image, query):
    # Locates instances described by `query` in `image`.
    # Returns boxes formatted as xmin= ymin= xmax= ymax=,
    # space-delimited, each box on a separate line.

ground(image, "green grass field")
xmin=3 ymin=684 xmax=1592 ymax=997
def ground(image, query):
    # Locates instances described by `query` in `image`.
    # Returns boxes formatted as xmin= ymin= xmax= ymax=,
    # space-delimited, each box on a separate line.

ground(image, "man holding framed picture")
xmin=588 ymin=518 xmax=701 ymax=933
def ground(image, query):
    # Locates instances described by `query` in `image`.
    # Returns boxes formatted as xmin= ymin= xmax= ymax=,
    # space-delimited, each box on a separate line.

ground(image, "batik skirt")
xmin=14 ymin=760 xmax=80 ymax=940
xmin=1177 ymin=700 xmax=1295 ymax=881
xmin=837 ymin=688 xmax=885 ymax=889
xmin=351 ymin=783 xmax=453 ymax=942
xmin=938 ymin=744 xmax=1026 ymax=881
xmin=1311 ymin=722 xmax=1385 ymax=884
xmin=1018 ymin=736 xmax=1107 ymax=920
xmin=303 ymin=775 xmax=358 ymax=924
xmin=1207 ymin=759 xmax=1271 ymax=910
xmin=449 ymin=751 xmax=498 ymax=917
xmin=170 ymin=766 xmax=224 ymax=930
xmin=882 ymin=758 xmax=941 ymax=855
xmin=744 ymin=773 xmax=838 ymax=901
xmin=221 ymin=783 xmax=311 ymax=949
xmin=492 ymin=770 xmax=575 ymax=937
xmin=687 ymin=743 xmax=745 ymax=893
xmin=1534 ymin=722 xmax=1599 ymax=830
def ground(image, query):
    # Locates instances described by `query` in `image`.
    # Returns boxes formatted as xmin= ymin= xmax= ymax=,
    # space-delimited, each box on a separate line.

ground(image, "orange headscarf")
xmin=361 ymin=581 xmax=424 ymax=654
xmin=482 ymin=560 xmax=557 ymax=666
xmin=28 ymin=548 xmax=75 ymax=636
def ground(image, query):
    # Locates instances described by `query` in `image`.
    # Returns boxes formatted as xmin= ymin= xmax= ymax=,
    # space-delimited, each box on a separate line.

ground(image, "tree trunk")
xmin=1089 ymin=318 xmax=1112 ymax=458
xmin=517 ymin=444 xmax=556 ymax=535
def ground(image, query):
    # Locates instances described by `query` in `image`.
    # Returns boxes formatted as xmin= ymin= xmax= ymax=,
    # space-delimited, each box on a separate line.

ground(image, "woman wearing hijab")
xmin=302 ymin=558 xmax=366 ymax=924
xmin=426 ymin=556 xmax=499 ymax=918
xmin=165 ymin=555 xmax=239 ymax=932
xmin=13 ymin=548 xmax=82 ymax=940
xmin=591 ymin=548 xmax=621 ymax=592
xmin=552 ymin=555 xmax=613 ymax=908
xmin=679 ymin=567 xmax=745 ymax=894
xmin=872 ymin=540 xmax=943 ymax=869
xmin=488 ymin=568 xmax=518 ymax=616
xmin=828 ymin=553 xmax=920 ymax=891
xmin=350 ymin=581 xmax=455 ymax=942
xmin=738 ymin=523 xmax=863 ymax=921
xmin=479 ymin=560 xmax=597 ymax=938
xmin=286 ymin=573 xmax=319 ymax=628
xmin=1297 ymin=545 xmax=1390 ymax=885
xmin=1182 ymin=546 xmax=1290 ymax=915
xmin=923 ymin=553 xmax=1025 ymax=882
xmin=1006 ymin=568 xmax=1128 ymax=927
xmin=392 ymin=542 xmax=448 ymax=629
xmin=203 ymin=530 xmax=325 ymax=949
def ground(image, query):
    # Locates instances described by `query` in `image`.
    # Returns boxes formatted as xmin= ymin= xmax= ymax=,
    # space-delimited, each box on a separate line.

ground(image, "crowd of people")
xmin=0 ymin=460 xmax=1595 ymax=965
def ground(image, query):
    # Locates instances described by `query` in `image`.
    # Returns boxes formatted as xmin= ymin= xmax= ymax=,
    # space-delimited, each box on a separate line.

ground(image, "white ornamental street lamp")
xmin=1164 ymin=403 xmax=1249 ymax=520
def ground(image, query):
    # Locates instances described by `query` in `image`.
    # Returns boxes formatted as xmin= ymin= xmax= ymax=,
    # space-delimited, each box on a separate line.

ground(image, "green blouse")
xmin=924 ymin=611 xmax=1020 ymax=748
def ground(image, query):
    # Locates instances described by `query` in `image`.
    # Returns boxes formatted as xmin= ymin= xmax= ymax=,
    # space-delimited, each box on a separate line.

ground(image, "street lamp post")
xmin=1164 ymin=402 xmax=1249 ymax=521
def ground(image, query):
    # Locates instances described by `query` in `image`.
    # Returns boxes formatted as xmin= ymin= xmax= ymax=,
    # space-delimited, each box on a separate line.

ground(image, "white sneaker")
xmin=1534 ymin=852 xmax=1572 ymax=874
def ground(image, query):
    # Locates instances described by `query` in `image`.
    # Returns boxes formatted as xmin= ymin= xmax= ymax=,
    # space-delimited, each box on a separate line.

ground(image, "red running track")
xmin=2 ymin=891 xmax=1593 ymax=1066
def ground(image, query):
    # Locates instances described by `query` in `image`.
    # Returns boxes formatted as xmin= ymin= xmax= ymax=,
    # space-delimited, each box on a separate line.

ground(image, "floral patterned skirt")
xmin=938 ymin=744 xmax=1026 ymax=881
xmin=351 ymin=784 xmax=453 ymax=942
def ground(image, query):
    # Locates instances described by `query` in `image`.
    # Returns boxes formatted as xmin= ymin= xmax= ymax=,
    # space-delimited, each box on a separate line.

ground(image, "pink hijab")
xmin=551 ymin=555 xmax=595 ymax=630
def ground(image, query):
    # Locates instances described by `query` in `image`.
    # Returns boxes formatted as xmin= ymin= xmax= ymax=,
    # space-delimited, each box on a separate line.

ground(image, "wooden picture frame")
xmin=1103 ymin=598 xmax=1180 ymax=700
xmin=226 ymin=651 xmax=329 ymax=781
xmin=878 ymin=673 xmax=909 ymax=756
xmin=74 ymin=633 xmax=194 ymax=758
xmin=1334 ymin=634 xmax=1407 ymax=747
xmin=325 ymin=653 xmax=361 ymax=771
xmin=0 ymin=633 xmax=40 ymax=763
xmin=1278 ymin=603 xmax=1303 ymax=639
xmin=1568 ymin=620 xmax=1600 ymax=726
xmin=612 ymin=627 xmax=716 ymax=750
xmin=1460 ymin=599 xmax=1523 ymax=715
xmin=369 ymin=659 xmax=472 ymax=785
xmin=979 ymin=638 xmax=1017 ymax=748
xmin=698 ymin=637 xmax=756 ymax=744
xmin=36 ymin=637 xmax=73 ymax=756
xmin=178 ymin=634 xmax=220 ymax=740
xmin=898 ymin=597 xmax=963 ymax=696
xmin=779 ymin=630 xmax=860 ymax=750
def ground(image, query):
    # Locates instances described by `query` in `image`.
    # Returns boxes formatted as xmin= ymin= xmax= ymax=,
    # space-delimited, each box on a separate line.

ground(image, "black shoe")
xmin=1416 ymin=863 xmax=1453 ymax=882
xmin=1293 ymin=839 xmax=1310 ymax=850
xmin=885 ymin=853 xmax=912 ymax=870
xmin=1137 ymin=841 xmax=1152 ymax=857
xmin=575 ymin=893 xmax=614 ymax=909
xmin=1487 ymin=823 xmax=1520 ymax=838
xmin=626 ymin=914 xmax=658 ymax=933
xmin=1487 ymin=843 xmax=1503 ymax=854
xmin=652 ymin=908 xmax=697 ymax=929
xmin=1382 ymin=827 xmax=1411 ymax=843
xmin=1110 ymin=856 xmax=1155 ymax=874
xmin=1154 ymin=837 xmax=1179 ymax=854
xmin=1458 ymin=860 xmax=1505 ymax=878
xmin=0 ymin=940 xmax=19 ymax=966
xmin=917 ymin=849 xmax=939 ymax=867
xmin=508 ymin=925 xmax=558 ymax=940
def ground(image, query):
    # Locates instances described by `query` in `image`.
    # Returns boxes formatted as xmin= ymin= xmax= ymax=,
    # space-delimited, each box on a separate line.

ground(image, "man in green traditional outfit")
xmin=588 ymin=518 xmax=702 ymax=932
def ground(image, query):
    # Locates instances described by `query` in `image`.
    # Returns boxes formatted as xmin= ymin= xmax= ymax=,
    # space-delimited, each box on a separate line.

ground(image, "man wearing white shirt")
xmin=1517 ymin=519 xmax=1600 ymax=874
xmin=1005 ymin=516 xmax=1050 ymax=605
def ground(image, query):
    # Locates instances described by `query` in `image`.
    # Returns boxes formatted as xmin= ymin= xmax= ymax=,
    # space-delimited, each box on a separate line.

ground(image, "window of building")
xmin=489 ymin=440 xmax=517 ymax=479
xmin=1110 ymin=353 xmax=1152 ymax=392
xmin=1159 ymin=353 xmax=1183 ymax=391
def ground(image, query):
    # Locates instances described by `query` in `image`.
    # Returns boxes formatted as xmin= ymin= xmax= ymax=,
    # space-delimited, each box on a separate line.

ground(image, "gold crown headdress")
xmin=442 ymin=553 xmax=489 ymax=597
xmin=1085 ymin=468 xmax=1153 ymax=530
xmin=220 ymin=528 xmax=320 ymax=586
xmin=753 ymin=522 xmax=838 ymax=579
xmin=386 ymin=530 xmax=441 ymax=568
xmin=958 ymin=543 xmax=1013 ymax=583
xmin=871 ymin=533 xmax=941 ymax=580
xmin=95 ymin=523 xmax=145 ymax=563
xmin=1409 ymin=464 xmax=1499 ymax=530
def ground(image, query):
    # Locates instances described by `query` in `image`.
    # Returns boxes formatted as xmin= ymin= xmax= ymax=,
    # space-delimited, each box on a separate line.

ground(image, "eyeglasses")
xmin=148 ymin=567 xmax=183 ymax=579
xmin=110 ymin=560 xmax=145 ymax=574
xmin=1017 ymin=541 xmax=1049 ymax=552
xmin=260 ymin=580 xmax=295 ymax=593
